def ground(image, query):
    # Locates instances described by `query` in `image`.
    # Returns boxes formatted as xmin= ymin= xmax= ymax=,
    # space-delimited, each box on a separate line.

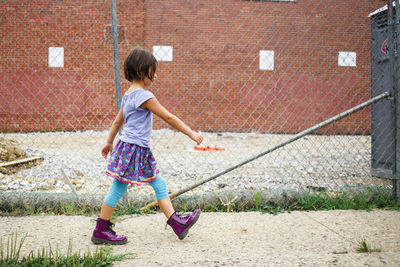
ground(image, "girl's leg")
xmin=149 ymin=174 xmax=174 ymax=218
xmin=149 ymin=173 xmax=200 ymax=240
xmin=158 ymin=197 xmax=175 ymax=219
xmin=92 ymin=178 xmax=129 ymax=245
xmin=100 ymin=203 xmax=115 ymax=221
xmin=101 ymin=178 xmax=129 ymax=219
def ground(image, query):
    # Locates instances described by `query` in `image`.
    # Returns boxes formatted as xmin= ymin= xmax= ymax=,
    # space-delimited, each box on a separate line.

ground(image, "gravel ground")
xmin=1 ymin=210 xmax=399 ymax=266
xmin=0 ymin=130 xmax=392 ymax=196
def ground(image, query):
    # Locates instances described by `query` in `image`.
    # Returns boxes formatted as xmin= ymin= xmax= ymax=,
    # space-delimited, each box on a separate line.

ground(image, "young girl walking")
xmin=91 ymin=48 xmax=203 ymax=245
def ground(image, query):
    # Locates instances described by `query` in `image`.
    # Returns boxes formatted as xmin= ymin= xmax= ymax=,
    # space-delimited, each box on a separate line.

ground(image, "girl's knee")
xmin=149 ymin=174 xmax=168 ymax=200
xmin=104 ymin=179 xmax=129 ymax=208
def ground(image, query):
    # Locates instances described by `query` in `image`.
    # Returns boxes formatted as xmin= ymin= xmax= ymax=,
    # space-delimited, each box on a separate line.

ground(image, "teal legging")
xmin=104 ymin=174 xmax=168 ymax=208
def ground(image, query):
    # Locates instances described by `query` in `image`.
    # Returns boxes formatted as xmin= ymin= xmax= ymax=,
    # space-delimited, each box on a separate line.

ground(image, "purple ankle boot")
xmin=167 ymin=210 xmax=201 ymax=240
xmin=91 ymin=218 xmax=127 ymax=245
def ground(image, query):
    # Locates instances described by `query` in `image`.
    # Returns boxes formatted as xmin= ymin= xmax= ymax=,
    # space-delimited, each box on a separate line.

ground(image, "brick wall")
xmin=0 ymin=0 xmax=384 ymax=134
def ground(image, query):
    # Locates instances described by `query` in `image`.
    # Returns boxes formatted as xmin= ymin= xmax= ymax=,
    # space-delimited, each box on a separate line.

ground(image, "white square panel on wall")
xmin=49 ymin=47 xmax=64 ymax=68
xmin=153 ymin=46 xmax=173 ymax=61
xmin=338 ymin=51 xmax=356 ymax=67
xmin=259 ymin=50 xmax=274 ymax=70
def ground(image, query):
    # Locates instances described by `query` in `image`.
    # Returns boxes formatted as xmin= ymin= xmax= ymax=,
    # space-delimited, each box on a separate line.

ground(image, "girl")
xmin=91 ymin=48 xmax=203 ymax=245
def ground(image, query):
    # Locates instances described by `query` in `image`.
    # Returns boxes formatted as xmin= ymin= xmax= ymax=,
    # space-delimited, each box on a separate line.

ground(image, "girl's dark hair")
xmin=124 ymin=48 xmax=157 ymax=82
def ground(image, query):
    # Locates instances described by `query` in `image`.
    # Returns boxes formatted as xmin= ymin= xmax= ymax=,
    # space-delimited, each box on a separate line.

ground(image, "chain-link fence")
xmin=1 ymin=0 xmax=399 ymax=206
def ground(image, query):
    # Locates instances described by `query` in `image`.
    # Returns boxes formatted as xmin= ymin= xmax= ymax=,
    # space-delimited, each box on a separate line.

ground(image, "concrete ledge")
xmin=0 ymin=188 xmax=393 ymax=213
xmin=0 ymin=190 xmax=300 ymax=212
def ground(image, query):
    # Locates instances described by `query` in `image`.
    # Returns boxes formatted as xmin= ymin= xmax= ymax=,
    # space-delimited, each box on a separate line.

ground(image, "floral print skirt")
xmin=105 ymin=140 xmax=159 ymax=186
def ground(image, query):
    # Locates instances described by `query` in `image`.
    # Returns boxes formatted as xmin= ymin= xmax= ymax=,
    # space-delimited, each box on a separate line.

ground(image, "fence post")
xmin=395 ymin=0 xmax=400 ymax=199
xmin=110 ymin=0 xmax=128 ymax=206
xmin=389 ymin=0 xmax=400 ymax=199
xmin=111 ymin=0 xmax=122 ymax=109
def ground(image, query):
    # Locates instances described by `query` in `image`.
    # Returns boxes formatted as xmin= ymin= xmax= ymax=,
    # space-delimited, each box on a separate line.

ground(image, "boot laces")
xmin=107 ymin=222 xmax=116 ymax=234
xmin=176 ymin=211 xmax=190 ymax=218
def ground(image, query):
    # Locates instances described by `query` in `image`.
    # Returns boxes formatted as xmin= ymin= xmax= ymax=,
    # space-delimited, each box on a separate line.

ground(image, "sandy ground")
xmin=1 ymin=210 xmax=399 ymax=266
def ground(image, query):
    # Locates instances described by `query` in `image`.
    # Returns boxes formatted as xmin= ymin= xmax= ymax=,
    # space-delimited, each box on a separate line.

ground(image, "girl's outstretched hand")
xmin=190 ymin=131 xmax=203 ymax=145
xmin=101 ymin=143 xmax=113 ymax=159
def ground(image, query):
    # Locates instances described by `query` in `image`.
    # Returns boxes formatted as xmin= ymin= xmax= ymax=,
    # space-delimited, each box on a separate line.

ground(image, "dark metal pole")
xmin=388 ymin=0 xmax=400 ymax=199
xmin=110 ymin=0 xmax=128 ymax=205
xmin=392 ymin=0 xmax=400 ymax=199
xmin=111 ymin=0 xmax=122 ymax=111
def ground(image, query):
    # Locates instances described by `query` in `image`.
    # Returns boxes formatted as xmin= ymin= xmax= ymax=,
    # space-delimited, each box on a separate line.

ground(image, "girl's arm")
xmin=101 ymin=109 xmax=124 ymax=158
xmin=142 ymin=98 xmax=203 ymax=145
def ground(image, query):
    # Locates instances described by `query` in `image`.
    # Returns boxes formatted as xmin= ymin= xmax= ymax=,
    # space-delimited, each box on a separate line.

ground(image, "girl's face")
xmin=144 ymin=71 xmax=157 ymax=88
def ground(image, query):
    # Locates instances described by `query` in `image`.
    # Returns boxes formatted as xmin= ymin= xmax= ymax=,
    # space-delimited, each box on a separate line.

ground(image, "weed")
xmin=1 ymin=187 xmax=399 ymax=216
xmin=263 ymin=201 xmax=285 ymax=215
xmin=356 ymin=240 xmax=382 ymax=253
xmin=60 ymin=200 xmax=75 ymax=215
xmin=254 ymin=192 xmax=262 ymax=210
xmin=0 ymin=232 xmax=128 ymax=266
xmin=113 ymin=205 xmax=143 ymax=217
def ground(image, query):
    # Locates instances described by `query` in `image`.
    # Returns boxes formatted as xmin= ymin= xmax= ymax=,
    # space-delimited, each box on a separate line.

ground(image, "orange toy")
xmin=194 ymin=146 xmax=225 ymax=151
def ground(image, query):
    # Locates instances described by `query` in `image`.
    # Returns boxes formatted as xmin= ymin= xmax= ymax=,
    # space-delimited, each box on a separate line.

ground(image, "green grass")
xmin=356 ymin=240 xmax=382 ymax=253
xmin=0 ymin=232 xmax=129 ymax=266
xmin=0 ymin=188 xmax=399 ymax=216
xmin=291 ymin=189 xmax=400 ymax=212
xmin=110 ymin=205 xmax=143 ymax=217
xmin=0 ymin=200 xmax=98 ymax=217
xmin=254 ymin=192 xmax=262 ymax=210
xmin=197 ymin=188 xmax=400 ymax=214
xmin=269 ymin=189 xmax=400 ymax=214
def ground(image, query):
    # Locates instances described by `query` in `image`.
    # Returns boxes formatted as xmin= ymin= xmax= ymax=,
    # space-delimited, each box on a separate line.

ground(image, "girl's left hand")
xmin=190 ymin=131 xmax=203 ymax=145
xmin=101 ymin=143 xmax=113 ymax=159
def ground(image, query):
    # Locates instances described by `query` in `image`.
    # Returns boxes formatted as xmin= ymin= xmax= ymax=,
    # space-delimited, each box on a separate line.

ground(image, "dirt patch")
xmin=0 ymin=137 xmax=42 ymax=174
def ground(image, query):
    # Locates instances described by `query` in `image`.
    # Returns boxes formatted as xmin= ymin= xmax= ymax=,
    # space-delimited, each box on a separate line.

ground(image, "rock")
xmin=8 ymin=183 xmax=19 ymax=190
xmin=218 ymin=183 xmax=228 ymax=189
xmin=1 ymin=176 xmax=9 ymax=184
xmin=46 ymin=179 xmax=56 ymax=185
xmin=74 ymin=170 xmax=84 ymax=176
xmin=20 ymin=181 xmax=29 ymax=186
xmin=14 ymin=147 xmax=26 ymax=157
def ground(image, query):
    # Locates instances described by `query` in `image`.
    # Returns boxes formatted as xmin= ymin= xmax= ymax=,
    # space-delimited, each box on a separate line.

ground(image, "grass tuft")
xmin=0 ymin=187 xmax=399 ymax=216
xmin=356 ymin=240 xmax=382 ymax=253
xmin=0 ymin=232 xmax=129 ymax=266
